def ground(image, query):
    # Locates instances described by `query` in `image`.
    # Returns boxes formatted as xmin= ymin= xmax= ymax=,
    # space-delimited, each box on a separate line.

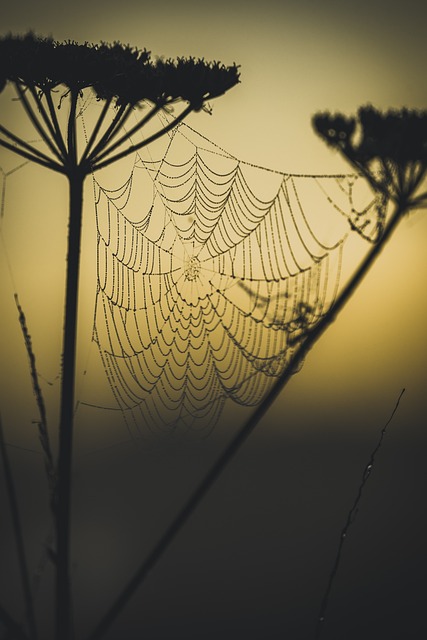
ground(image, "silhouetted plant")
xmin=313 ymin=105 xmax=427 ymax=208
xmin=2 ymin=43 xmax=426 ymax=639
xmin=309 ymin=106 xmax=427 ymax=636
xmin=89 ymin=105 xmax=427 ymax=638
xmin=79 ymin=107 xmax=427 ymax=640
xmin=0 ymin=32 xmax=239 ymax=640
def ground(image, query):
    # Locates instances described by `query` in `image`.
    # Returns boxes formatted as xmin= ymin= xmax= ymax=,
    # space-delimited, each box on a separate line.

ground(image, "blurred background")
xmin=0 ymin=1 xmax=426 ymax=638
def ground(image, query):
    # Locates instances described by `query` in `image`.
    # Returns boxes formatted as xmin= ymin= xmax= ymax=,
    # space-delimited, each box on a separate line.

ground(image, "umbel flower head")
xmin=313 ymin=106 xmax=427 ymax=207
xmin=0 ymin=32 xmax=240 ymax=109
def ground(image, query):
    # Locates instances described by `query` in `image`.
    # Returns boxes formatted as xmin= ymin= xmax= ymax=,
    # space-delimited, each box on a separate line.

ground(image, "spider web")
xmin=85 ymin=121 xmax=384 ymax=436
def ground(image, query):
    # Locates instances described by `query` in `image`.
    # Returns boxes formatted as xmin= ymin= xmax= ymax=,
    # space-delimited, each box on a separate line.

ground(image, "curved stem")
xmin=314 ymin=388 xmax=406 ymax=639
xmin=86 ymin=199 xmax=405 ymax=640
xmin=0 ymin=138 xmax=64 ymax=173
xmin=14 ymin=295 xmax=56 ymax=501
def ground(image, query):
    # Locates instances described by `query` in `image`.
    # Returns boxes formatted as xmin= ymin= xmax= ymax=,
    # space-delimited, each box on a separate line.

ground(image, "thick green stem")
xmin=55 ymin=169 xmax=85 ymax=640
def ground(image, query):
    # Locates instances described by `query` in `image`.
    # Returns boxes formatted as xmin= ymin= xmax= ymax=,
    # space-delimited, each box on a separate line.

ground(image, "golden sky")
xmin=1 ymin=0 xmax=426 ymax=441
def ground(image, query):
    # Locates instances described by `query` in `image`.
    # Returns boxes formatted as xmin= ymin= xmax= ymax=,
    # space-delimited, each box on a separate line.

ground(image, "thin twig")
xmin=44 ymin=89 xmax=69 ymax=161
xmin=314 ymin=388 xmax=406 ymax=639
xmin=0 ymin=416 xmax=38 ymax=640
xmin=14 ymin=295 xmax=56 ymax=506
xmin=55 ymin=170 xmax=85 ymax=640
xmin=27 ymin=86 xmax=67 ymax=164
xmin=90 ymin=103 xmax=160 ymax=165
xmin=92 ymin=104 xmax=193 ymax=172
xmin=0 ymin=601 xmax=30 ymax=640
xmin=0 ymin=137 xmax=65 ymax=173
xmin=79 ymin=97 xmax=113 ymax=165
xmin=67 ymin=91 xmax=79 ymax=167
xmin=83 ymin=103 xmax=128 ymax=165
xmin=14 ymin=83 xmax=64 ymax=165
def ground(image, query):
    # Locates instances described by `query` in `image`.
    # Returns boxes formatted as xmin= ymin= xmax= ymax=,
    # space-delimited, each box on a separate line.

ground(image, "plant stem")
xmin=314 ymin=388 xmax=406 ymax=639
xmin=14 ymin=83 xmax=63 ymax=164
xmin=14 ymin=295 xmax=56 ymax=504
xmin=44 ymin=89 xmax=69 ymax=161
xmin=84 ymin=103 xmax=128 ymax=165
xmin=0 ymin=137 xmax=64 ymax=173
xmin=0 ymin=416 xmax=38 ymax=640
xmin=0 ymin=123 xmax=62 ymax=171
xmin=0 ymin=599 xmax=30 ymax=640
xmin=28 ymin=86 xmax=67 ymax=164
xmin=79 ymin=97 xmax=113 ymax=164
xmin=92 ymin=104 xmax=193 ymax=172
xmin=86 ymin=199 xmax=405 ymax=640
xmin=91 ymin=103 xmax=160 ymax=165
xmin=55 ymin=169 xmax=85 ymax=640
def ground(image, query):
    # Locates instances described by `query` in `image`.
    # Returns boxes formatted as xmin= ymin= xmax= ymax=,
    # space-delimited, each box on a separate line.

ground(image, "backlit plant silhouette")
xmin=1 ymin=31 xmax=427 ymax=639
xmin=85 ymin=105 xmax=427 ymax=640
xmin=0 ymin=32 xmax=239 ymax=640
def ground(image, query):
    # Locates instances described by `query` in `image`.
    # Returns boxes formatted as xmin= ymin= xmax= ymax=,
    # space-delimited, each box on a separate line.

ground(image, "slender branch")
xmin=90 ymin=103 xmax=161 ymax=165
xmin=350 ymin=157 xmax=393 ymax=202
xmin=92 ymin=104 xmax=193 ymax=172
xmin=44 ymin=89 xmax=69 ymax=161
xmin=84 ymin=103 xmax=128 ymax=165
xmin=0 ymin=416 xmax=38 ymax=640
xmin=0 ymin=601 xmax=30 ymax=640
xmin=408 ymin=163 xmax=426 ymax=197
xmin=79 ymin=97 xmax=113 ymax=164
xmin=14 ymin=295 xmax=56 ymax=505
xmin=0 ymin=122 xmax=61 ymax=168
xmin=408 ymin=191 xmax=427 ymax=208
xmin=380 ymin=158 xmax=396 ymax=198
xmin=14 ymin=82 xmax=64 ymax=164
xmin=406 ymin=161 xmax=418 ymax=197
xmin=86 ymin=199 xmax=405 ymax=640
xmin=0 ymin=137 xmax=64 ymax=173
xmin=314 ymin=388 xmax=406 ymax=639
xmin=67 ymin=90 xmax=79 ymax=167
xmin=27 ymin=86 xmax=67 ymax=164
